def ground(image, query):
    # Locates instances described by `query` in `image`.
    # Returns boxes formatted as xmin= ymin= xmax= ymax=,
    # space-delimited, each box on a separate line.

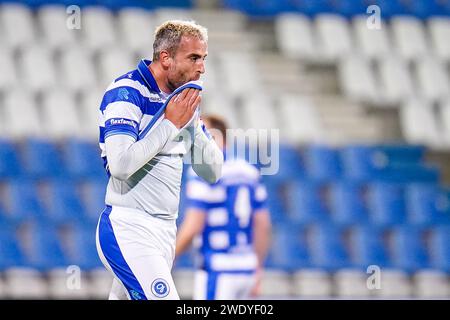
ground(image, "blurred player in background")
xmin=95 ymin=20 xmax=223 ymax=300
xmin=176 ymin=115 xmax=272 ymax=300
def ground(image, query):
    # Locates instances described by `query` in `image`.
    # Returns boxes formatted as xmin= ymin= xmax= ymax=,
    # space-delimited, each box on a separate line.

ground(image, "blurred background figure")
xmin=0 ymin=0 xmax=450 ymax=299
xmin=175 ymin=115 xmax=272 ymax=300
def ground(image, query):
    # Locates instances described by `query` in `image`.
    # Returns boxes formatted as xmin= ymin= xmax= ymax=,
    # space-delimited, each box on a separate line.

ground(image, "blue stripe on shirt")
xmin=100 ymin=86 xmax=162 ymax=116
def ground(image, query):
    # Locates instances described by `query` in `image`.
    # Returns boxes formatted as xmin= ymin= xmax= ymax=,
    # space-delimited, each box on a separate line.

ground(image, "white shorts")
xmin=96 ymin=205 xmax=179 ymax=300
xmin=193 ymin=270 xmax=256 ymax=300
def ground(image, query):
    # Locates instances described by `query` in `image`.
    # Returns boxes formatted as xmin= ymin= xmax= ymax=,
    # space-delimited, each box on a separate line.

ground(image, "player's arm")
xmin=106 ymin=88 xmax=200 ymax=181
xmin=175 ymin=208 xmax=206 ymax=257
xmin=190 ymin=120 xmax=223 ymax=183
xmin=252 ymin=208 xmax=272 ymax=268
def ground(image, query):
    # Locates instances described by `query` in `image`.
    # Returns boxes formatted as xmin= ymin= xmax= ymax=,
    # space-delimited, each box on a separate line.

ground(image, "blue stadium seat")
xmin=0 ymin=139 xmax=21 ymax=178
xmin=286 ymin=182 xmax=330 ymax=226
xmin=402 ymin=0 xmax=445 ymax=19
xmin=348 ymin=225 xmax=389 ymax=269
xmin=428 ymin=226 xmax=450 ymax=272
xmin=260 ymin=176 xmax=289 ymax=225
xmin=65 ymin=224 xmax=103 ymax=270
xmin=61 ymin=139 xmax=105 ymax=180
xmin=293 ymin=0 xmax=332 ymax=16
xmin=0 ymin=226 xmax=26 ymax=270
xmin=367 ymin=183 xmax=406 ymax=227
xmin=307 ymin=223 xmax=349 ymax=270
xmin=329 ymin=182 xmax=369 ymax=226
xmin=405 ymin=183 xmax=450 ymax=227
xmin=22 ymin=223 xmax=69 ymax=270
xmin=265 ymin=224 xmax=309 ymax=271
xmin=5 ymin=180 xmax=45 ymax=224
xmin=341 ymin=145 xmax=438 ymax=183
xmin=388 ymin=226 xmax=428 ymax=272
xmin=368 ymin=0 xmax=408 ymax=18
xmin=80 ymin=179 xmax=107 ymax=223
xmin=303 ymin=145 xmax=342 ymax=182
xmin=43 ymin=180 xmax=87 ymax=225
xmin=270 ymin=144 xmax=304 ymax=183
xmin=20 ymin=138 xmax=65 ymax=179
xmin=329 ymin=0 xmax=366 ymax=17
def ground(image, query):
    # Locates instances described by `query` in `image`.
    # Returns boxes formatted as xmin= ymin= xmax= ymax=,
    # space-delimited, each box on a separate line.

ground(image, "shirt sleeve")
xmin=102 ymin=85 xmax=143 ymax=141
xmin=252 ymin=179 xmax=268 ymax=210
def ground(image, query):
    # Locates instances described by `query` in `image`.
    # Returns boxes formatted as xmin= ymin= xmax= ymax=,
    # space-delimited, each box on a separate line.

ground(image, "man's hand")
xmin=165 ymin=88 xmax=201 ymax=129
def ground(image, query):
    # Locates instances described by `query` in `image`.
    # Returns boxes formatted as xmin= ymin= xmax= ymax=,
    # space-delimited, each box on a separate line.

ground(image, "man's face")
xmin=167 ymin=35 xmax=207 ymax=91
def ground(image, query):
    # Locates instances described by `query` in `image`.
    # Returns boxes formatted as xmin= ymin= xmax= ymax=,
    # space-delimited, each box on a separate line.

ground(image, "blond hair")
xmin=153 ymin=20 xmax=208 ymax=61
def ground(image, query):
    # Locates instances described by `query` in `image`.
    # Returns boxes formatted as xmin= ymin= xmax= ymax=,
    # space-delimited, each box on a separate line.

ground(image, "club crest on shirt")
xmin=151 ymin=278 xmax=170 ymax=298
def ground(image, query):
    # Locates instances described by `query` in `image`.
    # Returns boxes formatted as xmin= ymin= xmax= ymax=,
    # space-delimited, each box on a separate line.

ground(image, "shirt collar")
xmin=137 ymin=59 xmax=161 ymax=93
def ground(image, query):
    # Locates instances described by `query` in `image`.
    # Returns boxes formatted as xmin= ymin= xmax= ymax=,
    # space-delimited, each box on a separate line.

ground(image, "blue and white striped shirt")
xmin=185 ymin=158 xmax=268 ymax=272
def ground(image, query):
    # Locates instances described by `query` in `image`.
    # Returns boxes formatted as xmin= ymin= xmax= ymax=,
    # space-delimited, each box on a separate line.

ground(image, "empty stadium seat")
xmin=42 ymin=181 xmax=87 ymax=226
xmin=61 ymin=139 xmax=105 ymax=179
xmin=428 ymin=225 xmax=450 ymax=272
xmin=275 ymin=13 xmax=317 ymax=61
xmin=373 ymin=269 xmax=412 ymax=298
xmin=60 ymin=46 xmax=98 ymax=94
xmin=20 ymin=223 xmax=69 ymax=271
xmin=405 ymin=183 xmax=450 ymax=227
xmin=428 ymin=17 xmax=450 ymax=62
xmin=38 ymin=5 xmax=78 ymax=51
xmin=0 ymin=226 xmax=26 ymax=270
xmin=63 ymin=224 xmax=103 ymax=270
xmin=286 ymin=183 xmax=330 ymax=226
xmin=413 ymin=269 xmax=449 ymax=298
xmin=41 ymin=90 xmax=83 ymax=139
xmin=315 ymin=14 xmax=353 ymax=62
xmin=367 ymin=183 xmax=407 ymax=227
xmin=303 ymin=145 xmax=342 ymax=181
xmin=201 ymin=92 xmax=240 ymax=129
xmin=306 ymin=223 xmax=349 ymax=270
xmin=400 ymin=100 xmax=442 ymax=147
xmin=338 ymin=55 xmax=378 ymax=104
xmin=266 ymin=225 xmax=309 ymax=271
xmin=88 ymin=268 xmax=113 ymax=299
xmin=21 ymin=138 xmax=65 ymax=178
xmin=240 ymin=94 xmax=279 ymax=130
xmin=0 ymin=3 xmax=35 ymax=50
xmin=292 ymin=269 xmax=332 ymax=297
xmin=80 ymin=179 xmax=107 ymax=223
xmin=0 ymin=139 xmax=21 ymax=178
xmin=4 ymin=180 xmax=45 ymax=224
xmin=388 ymin=226 xmax=429 ymax=272
xmin=260 ymin=269 xmax=291 ymax=297
xmin=0 ymin=47 xmax=19 ymax=92
xmin=352 ymin=15 xmax=391 ymax=60
xmin=278 ymin=95 xmax=324 ymax=144
xmin=47 ymin=267 xmax=92 ymax=299
xmin=20 ymin=44 xmax=57 ymax=94
xmin=80 ymin=89 xmax=105 ymax=141
xmin=391 ymin=16 xmax=429 ymax=61
xmin=218 ymin=51 xmax=262 ymax=98
xmin=377 ymin=55 xmax=414 ymax=105
xmin=439 ymin=100 xmax=450 ymax=147
xmin=81 ymin=6 xmax=117 ymax=52
xmin=414 ymin=56 xmax=450 ymax=103
xmin=3 ymin=89 xmax=43 ymax=139
xmin=97 ymin=47 xmax=135 ymax=87
xmin=117 ymin=7 xmax=155 ymax=53
xmin=334 ymin=269 xmax=371 ymax=298
xmin=347 ymin=225 xmax=389 ymax=268
xmin=329 ymin=182 xmax=369 ymax=226
xmin=3 ymin=268 xmax=49 ymax=299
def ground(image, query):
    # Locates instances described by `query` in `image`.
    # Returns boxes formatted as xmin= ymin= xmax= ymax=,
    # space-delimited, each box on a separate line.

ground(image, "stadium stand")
xmin=0 ymin=0 xmax=449 ymax=299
